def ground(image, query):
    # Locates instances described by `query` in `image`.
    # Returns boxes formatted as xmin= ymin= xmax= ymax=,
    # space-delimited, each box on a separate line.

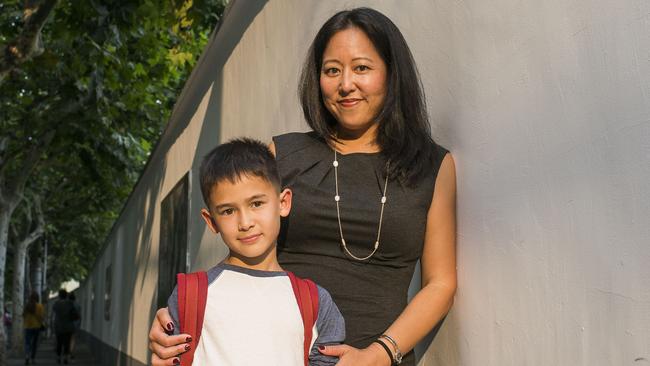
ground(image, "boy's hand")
xmin=149 ymin=307 xmax=191 ymax=365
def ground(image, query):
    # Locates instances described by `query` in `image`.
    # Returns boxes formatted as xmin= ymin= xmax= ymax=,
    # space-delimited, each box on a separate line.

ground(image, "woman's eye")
xmin=355 ymin=65 xmax=370 ymax=72
xmin=323 ymin=67 xmax=340 ymax=76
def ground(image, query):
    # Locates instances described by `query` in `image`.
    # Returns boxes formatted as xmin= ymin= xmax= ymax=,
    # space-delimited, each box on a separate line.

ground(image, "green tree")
xmin=0 ymin=0 xmax=226 ymax=359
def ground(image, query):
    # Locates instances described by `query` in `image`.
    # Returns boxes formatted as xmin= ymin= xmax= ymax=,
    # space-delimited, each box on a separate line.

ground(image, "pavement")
xmin=7 ymin=334 xmax=97 ymax=366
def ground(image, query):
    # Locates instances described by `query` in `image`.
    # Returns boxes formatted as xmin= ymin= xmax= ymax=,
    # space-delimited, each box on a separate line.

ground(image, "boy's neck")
xmin=224 ymin=248 xmax=283 ymax=272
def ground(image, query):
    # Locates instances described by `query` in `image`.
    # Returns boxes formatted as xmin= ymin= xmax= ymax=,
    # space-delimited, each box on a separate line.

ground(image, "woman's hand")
xmin=148 ymin=307 xmax=191 ymax=366
xmin=319 ymin=343 xmax=392 ymax=366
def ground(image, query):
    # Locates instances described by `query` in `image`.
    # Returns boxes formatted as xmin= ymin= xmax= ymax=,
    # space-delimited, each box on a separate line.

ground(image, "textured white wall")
xmin=214 ymin=1 xmax=650 ymax=364
xmin=422 ymin=1 xmax=650 ymax=365
xmin=77 ymin=0 xmax=649 ymax=364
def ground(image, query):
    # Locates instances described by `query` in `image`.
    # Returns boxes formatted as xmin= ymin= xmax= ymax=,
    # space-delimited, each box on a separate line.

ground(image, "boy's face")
xmin=200 ymin=175 xmax=291 ymax=270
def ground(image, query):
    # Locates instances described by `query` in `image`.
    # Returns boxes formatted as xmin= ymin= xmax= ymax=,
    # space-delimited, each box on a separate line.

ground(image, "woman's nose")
xmin=338 ymin=69 xmax=356 ymax=96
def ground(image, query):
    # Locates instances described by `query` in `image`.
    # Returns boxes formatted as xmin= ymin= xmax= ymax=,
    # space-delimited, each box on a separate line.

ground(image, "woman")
xmin=150 ymin=8 xmax=456 ymax=366
xmin=23 ymin=292 xmax=45 ymax=365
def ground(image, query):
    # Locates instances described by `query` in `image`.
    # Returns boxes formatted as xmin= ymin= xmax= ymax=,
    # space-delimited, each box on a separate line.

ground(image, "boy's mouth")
xmin=238 ymin=233 xmax=262 ymax=244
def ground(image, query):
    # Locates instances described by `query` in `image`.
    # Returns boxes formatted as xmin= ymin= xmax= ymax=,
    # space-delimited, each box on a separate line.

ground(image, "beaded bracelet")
xmin=372 ymin=339 xmax=396 ymax=366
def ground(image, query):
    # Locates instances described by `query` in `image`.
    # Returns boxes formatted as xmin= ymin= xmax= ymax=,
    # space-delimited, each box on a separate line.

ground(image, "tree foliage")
xmin=1 ymin=0 xmax=226 ymax=298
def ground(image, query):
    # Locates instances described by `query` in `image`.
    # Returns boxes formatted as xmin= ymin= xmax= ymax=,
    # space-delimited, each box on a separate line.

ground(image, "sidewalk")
xmin=7 ymin=334 xmax=97 ymax=366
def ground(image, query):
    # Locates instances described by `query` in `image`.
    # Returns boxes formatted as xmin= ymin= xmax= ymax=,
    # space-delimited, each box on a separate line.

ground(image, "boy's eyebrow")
xmin=247 ymin=194 xmax=267 ymax=201
xmin=213 ymin=194 xmax=268 ymax=210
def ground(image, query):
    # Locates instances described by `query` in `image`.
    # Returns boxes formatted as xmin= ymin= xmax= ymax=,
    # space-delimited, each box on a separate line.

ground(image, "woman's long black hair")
xmin=299 ymin=7 xmax=438 ymax=186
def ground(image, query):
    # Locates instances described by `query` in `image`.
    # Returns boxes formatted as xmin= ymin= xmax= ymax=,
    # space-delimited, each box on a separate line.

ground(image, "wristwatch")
xmin=380 ymin=334 xmax=403 ymax=365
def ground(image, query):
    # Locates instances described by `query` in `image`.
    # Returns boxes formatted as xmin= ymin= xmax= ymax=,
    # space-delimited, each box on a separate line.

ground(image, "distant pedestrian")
xmin=3 ymin=306 xmax=12 ymax=349
xmin=23 ymin=292 xmax=45 ymax=365
xmin=68 ymin=292 xmax=81 ymax=361
xmin=52 ymin=289 xmax=79 ymax=364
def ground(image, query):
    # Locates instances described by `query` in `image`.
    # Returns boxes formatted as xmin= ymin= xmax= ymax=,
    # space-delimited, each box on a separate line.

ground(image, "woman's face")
xmin=320 ymin=27 xmax=387 ymax=136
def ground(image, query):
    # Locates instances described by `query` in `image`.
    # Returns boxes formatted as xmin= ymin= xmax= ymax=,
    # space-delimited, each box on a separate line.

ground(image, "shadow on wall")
xmin=82 ymin=141 xmax=168 ymax=366
xmin=422 ymin=309 xmax=462 ymax=366
xmin=185 ymin=1 xmax=272 ymax=270
xmin=409 ymin=261 xmax=462 ymax=365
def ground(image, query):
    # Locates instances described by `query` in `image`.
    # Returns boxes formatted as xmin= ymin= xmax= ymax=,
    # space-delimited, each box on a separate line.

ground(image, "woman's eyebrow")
xmin=322 ymin=58 xmax=342 ymax=65
xmin=322 ymin=57 xmax=374 ymax=64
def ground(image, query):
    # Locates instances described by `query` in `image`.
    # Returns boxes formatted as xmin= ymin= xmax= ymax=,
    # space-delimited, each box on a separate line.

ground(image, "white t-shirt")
xmin=168 ymin=262 xmax=345 ymax=365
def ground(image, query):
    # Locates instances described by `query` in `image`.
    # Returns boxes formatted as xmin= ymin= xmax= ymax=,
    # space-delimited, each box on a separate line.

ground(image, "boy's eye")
xmin=251 ymin=201 xmax=264 ymax=208
xmin=220 ymin=208 xmax=234 ymax=216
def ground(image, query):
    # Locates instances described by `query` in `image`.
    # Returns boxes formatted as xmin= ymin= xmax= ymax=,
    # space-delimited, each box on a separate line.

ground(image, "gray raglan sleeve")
xmin=166 ymin=285 xmax=181 ymax=336
xmin=308 ymin=285 xmax=346 ymax=366
xmin=166 ymin=265 xmax=224 ymax=337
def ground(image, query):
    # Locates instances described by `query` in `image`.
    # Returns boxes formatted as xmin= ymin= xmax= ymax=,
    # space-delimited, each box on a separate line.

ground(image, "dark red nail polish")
xmin=185 ymin=344 xmax=191 ymax=351
xmin=166 ymin=322 xmax=174 ymax=331
xmin=185 ymin=336 xmax=192 ymax=343
xmin=173 ymin=358 xmax=180 ymax=365
xmin=318 ymin=345 xmax=325 ymax=351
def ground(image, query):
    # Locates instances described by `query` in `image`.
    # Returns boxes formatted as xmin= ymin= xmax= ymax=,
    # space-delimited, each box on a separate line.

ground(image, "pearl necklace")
xmin=333 ymin=149 xmax=389 ymax=261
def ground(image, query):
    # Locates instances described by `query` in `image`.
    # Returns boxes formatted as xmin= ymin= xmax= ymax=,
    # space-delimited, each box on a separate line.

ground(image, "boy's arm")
xmin=166 ymin=285 xmax=181 ymax=336
xmin=308 ymin=286 xmax=345 ymax=366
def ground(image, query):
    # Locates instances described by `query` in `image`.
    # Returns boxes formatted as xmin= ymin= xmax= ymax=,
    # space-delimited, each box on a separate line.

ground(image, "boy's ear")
xmin=279 ymin=188 xmax=292 ymax=217
xmin=200 ymin=208 xmax=220 ymax=234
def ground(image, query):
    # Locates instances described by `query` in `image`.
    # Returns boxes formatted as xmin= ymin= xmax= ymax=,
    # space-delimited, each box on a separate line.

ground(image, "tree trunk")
xmin=0 ymin=209 xmax=11 ymax=365
xmin=30 ymin=248 xmax=43 ymax=301
xmin=10 ymin=240 xmax=29 ymax=354
xmin=9 ymin=199 xmax=44 ymax=355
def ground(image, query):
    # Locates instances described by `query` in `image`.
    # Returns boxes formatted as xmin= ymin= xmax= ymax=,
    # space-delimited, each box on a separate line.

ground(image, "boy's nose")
xmin=238 ymin=212 xmax=254 ymax=231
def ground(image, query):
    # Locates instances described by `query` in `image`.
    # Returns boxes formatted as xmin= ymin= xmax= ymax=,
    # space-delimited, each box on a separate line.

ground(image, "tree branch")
xmin=17 ymin=196 xmax=45 ymax=249
xmin=0 ymin=0 xmax=59 ymax=85
xmin=2 ymin=129 xmax=55 ymax=206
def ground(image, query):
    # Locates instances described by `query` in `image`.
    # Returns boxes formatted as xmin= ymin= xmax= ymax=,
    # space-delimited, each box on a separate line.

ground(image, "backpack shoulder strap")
xmin=177 ymin=271 xmax=208 ymax=366
xmin=287 ymin=271 xmax=320 ymax=366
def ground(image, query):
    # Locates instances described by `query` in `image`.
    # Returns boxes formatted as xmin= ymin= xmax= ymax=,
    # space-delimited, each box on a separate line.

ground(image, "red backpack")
xmin=176 ymin=271 xmax=319 ymax=366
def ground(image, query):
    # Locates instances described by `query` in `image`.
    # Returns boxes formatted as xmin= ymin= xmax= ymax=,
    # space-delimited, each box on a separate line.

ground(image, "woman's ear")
xmin=200 ymin=208 xmax=220 ymax=234
xmin=279 ymin=188 xmax=293 ymax=217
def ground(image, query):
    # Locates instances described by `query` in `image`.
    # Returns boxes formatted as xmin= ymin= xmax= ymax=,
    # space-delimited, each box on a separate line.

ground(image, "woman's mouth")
xmin=338 ymin=98 xmax=362 ymax=108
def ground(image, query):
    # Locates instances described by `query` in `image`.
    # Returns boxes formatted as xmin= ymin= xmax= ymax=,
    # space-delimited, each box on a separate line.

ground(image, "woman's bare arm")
xmin=380 ymin=152 xmax=457 ymax=353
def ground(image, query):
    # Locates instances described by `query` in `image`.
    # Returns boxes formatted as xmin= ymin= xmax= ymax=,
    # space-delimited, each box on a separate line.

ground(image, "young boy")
xmin=167 ymin=138 xmax=345 ymax=365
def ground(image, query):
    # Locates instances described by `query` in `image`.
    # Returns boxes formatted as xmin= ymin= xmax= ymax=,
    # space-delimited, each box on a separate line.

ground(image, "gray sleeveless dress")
xmin=273 ymin=132 xmax=448 ymax=365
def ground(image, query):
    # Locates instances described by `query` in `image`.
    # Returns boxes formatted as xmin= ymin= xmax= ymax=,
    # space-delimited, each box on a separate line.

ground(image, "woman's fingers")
xmin=151 ymin=353 xmax=180 ymax=366
xmin=149 ymin=334 xmax=191 ymax=356
xmin=148 ymin=307 xmax=191 ymax=360
xmin=156 ymin=307 xmax=175 ymax=334
xmin=318 ymin=344 xmax=352 ymax=357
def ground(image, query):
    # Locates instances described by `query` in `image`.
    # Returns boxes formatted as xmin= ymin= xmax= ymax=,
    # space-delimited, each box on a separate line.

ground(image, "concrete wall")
xmin=77 ymin=0 xmax=650 ymax=365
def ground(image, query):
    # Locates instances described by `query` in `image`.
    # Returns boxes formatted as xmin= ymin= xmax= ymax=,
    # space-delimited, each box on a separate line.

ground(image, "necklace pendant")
xmin=335 ymin=195 xmax=340 ymax=202
xmin=333 ymin=160 xmax=339 ymax=167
